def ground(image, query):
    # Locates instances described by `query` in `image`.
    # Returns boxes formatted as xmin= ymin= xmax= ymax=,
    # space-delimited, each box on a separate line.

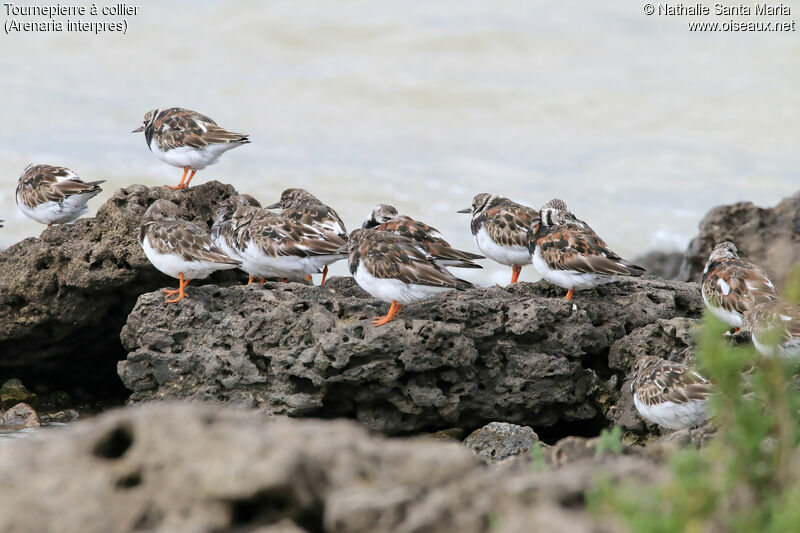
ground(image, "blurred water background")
xmin=1 ymin=0 xmax=797 ymax=284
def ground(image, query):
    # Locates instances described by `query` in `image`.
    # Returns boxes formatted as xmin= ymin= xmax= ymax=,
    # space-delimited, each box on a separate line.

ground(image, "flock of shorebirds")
xmin=11 ymin=107 xmax=800 ymax=432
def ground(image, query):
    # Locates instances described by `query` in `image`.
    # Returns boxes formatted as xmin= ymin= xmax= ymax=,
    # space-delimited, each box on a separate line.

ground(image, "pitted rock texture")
xmin=0 ymin=402 xmax=657 ymax=533
xmin=679 ymin=190 xmax=800 ymax=287
xmin=0 ymin=181 xmax=245 ymax=396
xmin=119 ymin=276 xmax=703 ymax=434
xmin=464 ymin=422 xmax=540 ymax=462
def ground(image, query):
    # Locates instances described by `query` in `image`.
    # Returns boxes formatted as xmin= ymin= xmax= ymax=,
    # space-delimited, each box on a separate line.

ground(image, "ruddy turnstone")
xmin=630 ymin=355 xmax=713 ymax=430
xmin=457 ymin=193 xmax=538 ymax=284
xmin=265 ymin=188 xmax=347 ymax=285
xmin=15 ymin=164 xmax=104 ymax=227
xmin=744 ymin=300 xmax=800 ymax=358
xmin=228 ymin=205 xmax=344 ymax=283
xmin=344 ymin=229 xmax=473 ymax=326
xmin=210 ymin=194 xmax=263 ymax=284
xmin=132 ymin=107 xmax=250 ymax=189
xmin=139 ymin=199 xmax=241 ymax=303
xmin=701 ymin=241 xmax=778 ymax=330
xmin=528 ymin=203 xmax=645 ymax=300
xmin=362 ymin=204 xmax=484 ymax=269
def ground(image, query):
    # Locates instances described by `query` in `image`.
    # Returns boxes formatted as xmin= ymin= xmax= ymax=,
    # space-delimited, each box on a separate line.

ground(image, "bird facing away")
xmin=210 ymin=194 xmax=264 ymax=284
xmin=528 ymin=201 xmax=645 ymax=300
xmin=265 ymin=188 xmax=347 ymax=285
xmin=132 ymin=107 xmax=250 ymax=190
xmin=630 ymin=355 xmax=713 ymax=430
xmin=362 ymin=204 xmax=484 ymax=269
xmin=701 ymin=241 xmax=778 ymax=330
xmin=16 ymin=164 xmax=104 ymax=227
xmin=457 ymin=193 xmax=538 ymax=284
xmin=744 ymin=299 xmax=800 ymax=358
xmin=227 ymin=205 xmax=344 ymax=283
xmin=345 ymin=228 xmax=473 ymax=326
xmin=139 ymin=199 xmax=241 ymax=303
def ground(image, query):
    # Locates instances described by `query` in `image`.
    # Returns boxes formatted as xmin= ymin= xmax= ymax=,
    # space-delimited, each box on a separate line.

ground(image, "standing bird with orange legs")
xmin=457 ymin=193 xmax=538 ymax=285
xmin=265 ymin=188 xmax=347 ymax=285
xmin=210 ymin=194 xmax=266 ymax=285
xmin=528 ymin=199 xmax=645 ymax=300
xmin=344 ymin=229 xmax=473 ymax=326
xmin=140 ymin=200 xmax=241 ymax=303
xmin=132 ymin=107 xmax=249 ymax=189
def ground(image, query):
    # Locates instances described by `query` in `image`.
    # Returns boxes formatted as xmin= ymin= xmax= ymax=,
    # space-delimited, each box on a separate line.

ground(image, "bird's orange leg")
xmin=510 ymin=265 xmax=522 ymax=284
xmin=162 ymin=273 xmax=191 ymax=303
xmin=247 ymin=275 xmax=255 ymax=285
xmin=183 ymin=170 xmax=198 ymax=188
xmin=282 ymin=278 xmax=288 ymax=283
xmin=565 ymin=288 xmax=574 ymax=301
xmin=372 ymin=301 xmax=401 ymax=326
xmin=259 ymin=278 xmax=266 ymax=284
xmin=168 ymin=167 xmax=190 ymax=190
xmin=320 ymin=265 xmax=329 ymax=286
xmin=305 ymin=274 xmax=313 ymax=284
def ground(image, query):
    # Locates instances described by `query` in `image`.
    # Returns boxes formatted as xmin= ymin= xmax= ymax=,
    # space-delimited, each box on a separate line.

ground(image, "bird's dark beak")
xmin=336 ymin=244 xmax=349 ymax=253
xmin=265 ymin=202 xmax=281 ymax=209
xmin=131 ymin=126 xmax=143 ymax=133
xmin=456 ymin=208 xmax=471 ymax=214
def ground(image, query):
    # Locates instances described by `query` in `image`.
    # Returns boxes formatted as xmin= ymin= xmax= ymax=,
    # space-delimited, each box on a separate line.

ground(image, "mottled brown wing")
xmin=245 ymin=215 xmax=343 ymax=258
xmin=284 ymin=204 xmax=347 ymax=238
xmin=637 ymin=364 xmax=712 ymax=406
xmin=16 ymin=165 xmax=102 ymax=208
xmin=481 ymin=204 xmax=538 ymax=247
xmin=702 ymin=259 xmax=778 ymax=317
xmin=359 ymin=233 xmax=468 ymax=288
xmin=156 ymin=108 xmax=248 ymax=151
xmin=148 ymin=220 xmax=240 ymax=264
xmin=537 ymin=224 xmax=644 ymax=275
xmin=379 ymin=216 xmax=483 ymax=264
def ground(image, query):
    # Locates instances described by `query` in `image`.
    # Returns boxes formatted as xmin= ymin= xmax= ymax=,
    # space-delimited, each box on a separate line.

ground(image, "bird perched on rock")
xmin=457 ymin=193 xmax=538 ymax=284
xmin=528 ymin=200 xmax=645 ymax=300
xmin=630 ymin=355 xmax=713 ymax=430
xmin=701 ymin=241 xmax=778 ymax=330
xmin=210 ymin=194 xmax=263 ymax=284
xmin=744 ymin=299 xmax=800 ymax=358
xmin=362 ymin=204 xmax=483 ymax=269
xmin=344 ymin=229 xmax=473 ymax=326
xmin=228 ymin=204 xmax=344 ymax=284
xmin=15 ymin=164 xmax=104 ymax=227
xmin=132 ymin=107 xmax=249 ymax=190
xmin=265 ymin=188 xmax=347 ymax=285
xmin=139 ymin=199 xmax=241 ymax=303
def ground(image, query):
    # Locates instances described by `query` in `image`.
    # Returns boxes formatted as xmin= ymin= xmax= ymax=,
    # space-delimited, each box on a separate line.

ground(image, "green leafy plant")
xmin=589 ymin=271 xmax=800 ymax=532
xmin=530 ymin=441 xmax=546 ymax=471
xmin=596 ymin=426 xmax=623 ymax=456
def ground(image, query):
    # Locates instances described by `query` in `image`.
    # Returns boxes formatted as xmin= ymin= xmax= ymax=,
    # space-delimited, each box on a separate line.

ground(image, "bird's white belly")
xmin=702 ymin=292 xmax=743 ymax=328
xmin=308 ymin=254 xmax=346 ymax=271
xmin=353 ymin=263 xmax=450 ymax=305
xmin=142 ymin=238 xmax=229 ymax=280
xmin=633 ymin=394 xmax=709 ymax=430
xmin=150 ymin=139 xmax=236 ymax=171
xmin=475 ymin=228 xmax=530 ymax=267
xmin=239 ymin=242 xmax=319 ymax=278
xmin=17 ymin=194 xmax=91 ymax=225
xmin=532 ymin=247 xmax=608 ymax=290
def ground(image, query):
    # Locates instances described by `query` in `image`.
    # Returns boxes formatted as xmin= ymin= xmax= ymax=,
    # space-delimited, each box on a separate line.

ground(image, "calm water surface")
xmin=1 ymin=1 xmax=798 ymax=284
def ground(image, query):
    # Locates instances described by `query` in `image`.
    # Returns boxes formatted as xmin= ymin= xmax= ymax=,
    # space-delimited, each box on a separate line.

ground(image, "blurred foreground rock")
xmin=0 ymin=402 xmax=664 ymax=533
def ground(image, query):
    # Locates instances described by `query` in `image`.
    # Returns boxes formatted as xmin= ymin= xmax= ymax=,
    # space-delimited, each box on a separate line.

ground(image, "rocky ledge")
xmin=0 ymin=181 xmax=244 ymax=398
xmin=119 ymin=276 xmax=702 ymax=436
xmin=0 ymin=402 xmax=664 ymax=533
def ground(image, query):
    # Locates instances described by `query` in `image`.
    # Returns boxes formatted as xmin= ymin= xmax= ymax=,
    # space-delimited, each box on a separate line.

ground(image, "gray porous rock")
xmin=679 ymin=190 xmax=800 ymax=288
xmin=0 ymin=402 xmax=658 ymax=533
xmin=119 ymin=275 xmax=703 ymax=434
xmin=0 ymin=181 xmax=245 ymax=394
xmin=464 ymin=421 xmax=540 ymax=462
